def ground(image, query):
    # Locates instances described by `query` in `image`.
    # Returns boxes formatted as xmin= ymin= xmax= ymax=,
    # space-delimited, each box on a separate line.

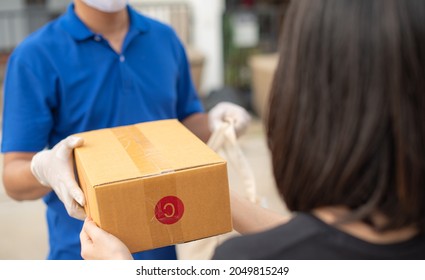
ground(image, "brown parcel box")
xmin=73 ymin=119 xmax=232 ymax=253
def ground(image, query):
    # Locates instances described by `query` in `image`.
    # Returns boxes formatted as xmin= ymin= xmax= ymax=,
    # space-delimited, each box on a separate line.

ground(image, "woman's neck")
xmin=312 ymin=206 xmax=418 ymax=244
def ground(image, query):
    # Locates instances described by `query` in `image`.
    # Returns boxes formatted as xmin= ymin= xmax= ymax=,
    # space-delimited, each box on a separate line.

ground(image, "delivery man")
xmin=1 ymin=0 xmax=251 ymax=260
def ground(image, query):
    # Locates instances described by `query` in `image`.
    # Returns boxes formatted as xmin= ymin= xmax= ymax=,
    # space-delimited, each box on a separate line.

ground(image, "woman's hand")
xmin=80 ymin=217 xmax=133 ymax=260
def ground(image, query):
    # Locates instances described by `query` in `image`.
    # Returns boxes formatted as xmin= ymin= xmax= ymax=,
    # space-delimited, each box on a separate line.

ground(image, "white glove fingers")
xmin=64 ymin=198 xmax=86 ymax=220
xmin=70 ymin=202 xmax=87 ymax=221
xmin=66 ymin=136 xmax=84 ymax=148
xmin=57 ymin=176 xmax=85 ymax=206
xmin=60 ymin=184 xmax=86 ymax=220
xmin=68 ymin=182 xmax=85 ymax=207
xmin=208 ymin=102 xmax=251 ymax=138
xmin=56 ymin=136 xmax=84 ymax=160
xmin=30 ymin=152 xmax=50 ymax=186
xmin=31 ymin=135 xmax=87 ymax=220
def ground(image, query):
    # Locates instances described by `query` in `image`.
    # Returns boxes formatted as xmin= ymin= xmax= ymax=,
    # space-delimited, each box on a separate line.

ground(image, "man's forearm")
xmin=3 ymin=154 xmax=50 ymax=201
xmin=182 ymin=112 xmax=211 ymax=143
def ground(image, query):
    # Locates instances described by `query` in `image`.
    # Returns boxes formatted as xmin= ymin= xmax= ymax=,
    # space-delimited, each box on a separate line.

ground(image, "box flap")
xmin=74 ymin=119 xmax=225 ymax=187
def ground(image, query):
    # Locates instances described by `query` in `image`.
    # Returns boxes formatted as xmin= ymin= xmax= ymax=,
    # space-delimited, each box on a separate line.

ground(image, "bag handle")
xmin=207 ymin=121 xmax=257 ymax=203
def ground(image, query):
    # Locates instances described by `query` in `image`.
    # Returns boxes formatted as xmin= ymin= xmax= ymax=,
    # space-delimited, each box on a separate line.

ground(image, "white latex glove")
xmin=208 ymin=102 xmax=251 ymax=137
xmin=31 ymin=136 xmax=86 ymax=220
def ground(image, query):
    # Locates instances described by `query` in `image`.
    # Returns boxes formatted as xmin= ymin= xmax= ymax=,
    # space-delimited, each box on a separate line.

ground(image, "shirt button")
xmin=120 ymin=55 xmax=125 ymax=62
xmin=94 ymin=35 xmax=101 ymax=41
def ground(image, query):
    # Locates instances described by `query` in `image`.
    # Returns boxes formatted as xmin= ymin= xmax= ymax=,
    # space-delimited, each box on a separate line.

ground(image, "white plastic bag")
xmin=176 ymin=121 xmax=258 ymax=260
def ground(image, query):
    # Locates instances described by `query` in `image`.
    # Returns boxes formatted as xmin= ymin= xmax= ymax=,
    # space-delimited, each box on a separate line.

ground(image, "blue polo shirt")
xmin=2 ymin=4 xmax=204 ymax=260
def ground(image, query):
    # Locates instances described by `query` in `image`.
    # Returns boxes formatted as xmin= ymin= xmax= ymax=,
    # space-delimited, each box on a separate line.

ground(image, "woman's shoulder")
xmin=212 ymin=213 xmax=425 ymax=260
xmin=212 ymin=213 xmax=326 ymax=260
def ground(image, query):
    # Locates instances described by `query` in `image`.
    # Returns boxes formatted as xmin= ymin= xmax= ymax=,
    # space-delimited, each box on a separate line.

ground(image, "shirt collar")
xmin=59 ymin=3 xmax=150 ymax=41
xmin=128 ymin=5 xmax=150 ymax=33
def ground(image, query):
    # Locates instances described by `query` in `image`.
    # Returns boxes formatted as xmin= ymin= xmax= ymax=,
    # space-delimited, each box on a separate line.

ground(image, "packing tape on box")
xmin=111 ymin=125 xmax=184 ymax=248
xmin=111 ymin=125 xmax=174 ymax=175
xmin=144 ymin=173 xmax=185 ymax=249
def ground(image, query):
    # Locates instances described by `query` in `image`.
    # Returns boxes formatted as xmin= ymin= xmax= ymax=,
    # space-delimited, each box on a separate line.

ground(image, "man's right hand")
xmin=31 ymin=136 xmax=86 ymax=220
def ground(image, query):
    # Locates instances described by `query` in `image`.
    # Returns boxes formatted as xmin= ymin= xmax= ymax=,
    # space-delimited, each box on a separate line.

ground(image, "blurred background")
xmin=0 ymin=0 xmax=289 ymax=259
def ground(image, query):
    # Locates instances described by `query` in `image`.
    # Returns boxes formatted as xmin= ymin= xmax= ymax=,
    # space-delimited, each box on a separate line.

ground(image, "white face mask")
xmin=81 ymin=0 xmax=128 ymax=13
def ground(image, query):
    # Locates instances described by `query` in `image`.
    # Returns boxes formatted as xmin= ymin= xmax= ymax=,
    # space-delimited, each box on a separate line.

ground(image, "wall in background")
xmin=0 ymin=0 xmax=26 ymax=50
xmin=131 ymin=0 xmax=225 ymax=95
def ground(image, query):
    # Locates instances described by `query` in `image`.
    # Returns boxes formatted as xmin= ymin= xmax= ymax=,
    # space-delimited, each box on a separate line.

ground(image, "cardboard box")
xmin=73 ymin=119 xmax=232 ymax=253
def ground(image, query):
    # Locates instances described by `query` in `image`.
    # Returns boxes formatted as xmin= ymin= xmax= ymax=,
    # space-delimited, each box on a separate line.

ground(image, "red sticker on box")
xmin=154 ymin=196 xmax=184 ymax=225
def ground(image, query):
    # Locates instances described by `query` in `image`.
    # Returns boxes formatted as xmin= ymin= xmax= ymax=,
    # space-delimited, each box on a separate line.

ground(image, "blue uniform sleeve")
xmin=1 ymin=52 xmax=56 ymax=152
xmin=175 ymin=41 xmax=205 ymax=121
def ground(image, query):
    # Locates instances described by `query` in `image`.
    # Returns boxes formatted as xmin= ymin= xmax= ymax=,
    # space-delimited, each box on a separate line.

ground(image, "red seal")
xmin=154 ymin=196 xmax=184 ymax=225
